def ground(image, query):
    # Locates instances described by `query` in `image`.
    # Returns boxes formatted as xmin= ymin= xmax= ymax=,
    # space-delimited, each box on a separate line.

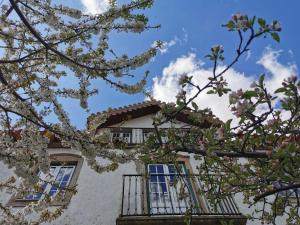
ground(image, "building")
xmin=1 ymin=100 xmax=278 ymax=225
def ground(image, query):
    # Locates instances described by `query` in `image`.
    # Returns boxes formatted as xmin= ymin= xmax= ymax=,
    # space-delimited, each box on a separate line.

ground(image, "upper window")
xmin=111 ymin=131 xmax=132 ymax=143
xmin=142 ymin=129 xmax=168 ymax=144
xmin=143 ymin=131 xmax=152 ymax=142
xmin=7 ymin=154 xmax=83 ymax=207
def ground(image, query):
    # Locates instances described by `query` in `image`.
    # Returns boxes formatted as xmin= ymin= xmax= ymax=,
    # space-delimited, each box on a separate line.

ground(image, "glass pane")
xmin=56 ymin=168 xmax=65 ymax=183
xmin=48 ymin=166 xmax=74 ymax=197
xmin=143 ymin=133 xmax=149 ymax=141
xmin=24 ymin=176 xmax=48 ymax=200
xmin=113 ymin=133 xmax=120 ymax=137
xmin=151 ymin=193 xmax=159 ymax=201
xmin=168 ymin=164 xmax=177 ymax=182
xmin=25 ymin=194 xmax=34 ymax=200
xmin=49 ymin=186 xmax=58 ymax=196
xmin=169 ymin=174 xmax=176 ymax=183
xmin=25 ymin=192 xmax=42 ymax=200
xmin=168 ymin=165 xmax=176 ymax=174
xmin=158 ymin=175 xmax=165 ymax=183
xmin=149 ymin=165 xmax=156 ymax=174
xmin=150 ymin=175 xmax=157 ymax=182
xmin=62 ymin=175 xmax=70 ymax=182
xmin=150 ymin=183 xmax=158 ymax=193
xmin=60 ymin=181 xmax=68 ymax=188
xmin=58 ymin=167 xmax=74 ymax=186
xmin=62 ymin=167 xmax=73 ymax=182
xmin=157 ymin=165 xmax=164 ymax=174
xmin=122 ymin=133 xmax=131 ymax=142
xmin=160 ymin=183 xmax=167 ymax=193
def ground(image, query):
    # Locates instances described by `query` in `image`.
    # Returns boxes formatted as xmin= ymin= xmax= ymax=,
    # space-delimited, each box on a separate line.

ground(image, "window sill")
xmin=6 ymin=198 xmax=71 ymax=207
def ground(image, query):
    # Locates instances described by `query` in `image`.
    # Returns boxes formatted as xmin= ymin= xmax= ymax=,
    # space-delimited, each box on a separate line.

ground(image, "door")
xmin=147 ymin=163 xmax=196 ymax=214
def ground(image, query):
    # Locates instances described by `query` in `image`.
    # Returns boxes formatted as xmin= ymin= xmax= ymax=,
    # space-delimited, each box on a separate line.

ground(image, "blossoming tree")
xmin=142 ymin=14 xmax=300 ymax=225
xmin=0 ymin=0 xmax=158 ymax=224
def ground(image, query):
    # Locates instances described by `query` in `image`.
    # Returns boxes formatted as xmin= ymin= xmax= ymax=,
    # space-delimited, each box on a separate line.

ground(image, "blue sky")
xmin=60 ymin=0 xmax=300 ymax=128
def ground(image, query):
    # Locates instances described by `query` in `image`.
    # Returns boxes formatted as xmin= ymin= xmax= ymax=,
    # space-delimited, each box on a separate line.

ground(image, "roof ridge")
xmin=87 ymin=99 xmax=162 ymax=123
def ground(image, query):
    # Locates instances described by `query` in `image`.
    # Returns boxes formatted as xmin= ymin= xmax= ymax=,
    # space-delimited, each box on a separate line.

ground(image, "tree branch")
xmin=254 ymin=183 xmax=300 ymax=202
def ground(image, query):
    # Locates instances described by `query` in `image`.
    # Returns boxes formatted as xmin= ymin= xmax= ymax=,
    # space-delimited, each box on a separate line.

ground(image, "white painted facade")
xmin=0 ymin=113 xmax=287 ymax=225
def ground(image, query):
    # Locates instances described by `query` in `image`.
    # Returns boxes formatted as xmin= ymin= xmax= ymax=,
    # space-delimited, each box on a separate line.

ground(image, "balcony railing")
xmin=120 ymin=174 xmax=241 ymax=217
xmin=110 ymin=128 xmax=174 ymax=145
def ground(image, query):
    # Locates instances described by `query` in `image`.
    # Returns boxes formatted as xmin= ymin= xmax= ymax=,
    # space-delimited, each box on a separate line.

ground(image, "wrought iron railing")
xmin=110 ymin=128 xmax=171 ymax=145
xmin=120 ymin=174 xmax=241 ymax=217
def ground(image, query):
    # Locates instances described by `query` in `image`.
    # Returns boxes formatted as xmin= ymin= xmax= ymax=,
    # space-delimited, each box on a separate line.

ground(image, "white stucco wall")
xmin=110 ymin=114 xmax=190 ymax=129
xmin=0 ymin=161 xmax=15 ymax=205
xmin=0 ymin=148 xmax=137 ymax=225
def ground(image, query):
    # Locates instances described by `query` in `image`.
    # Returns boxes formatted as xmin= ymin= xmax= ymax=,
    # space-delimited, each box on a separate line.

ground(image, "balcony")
xmin=116 ymin=174 xmax=247 ymax=225
xmin=110 ymin=128 xmax=171 ymax=145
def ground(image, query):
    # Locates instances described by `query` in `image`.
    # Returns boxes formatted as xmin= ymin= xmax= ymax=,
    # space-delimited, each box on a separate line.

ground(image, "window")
xmin=112 ymin=132 xmax=121 ymax=140
xmin=142 ymin=129 xmax=168 ymax=144
xmin=7 ymin=154 xmax=83 ymax=207
xmin=111 ymin=131 xmax=132 ymax=143
xmin=143 ymin=131 xmax=151 ymax=142
xmin=147 ymin=163 xmax=197 ymax=214
xmin=24 ymin=164 xmax=75 ymax=201
xmin=122 ymin=132 xmax=131 ymax=143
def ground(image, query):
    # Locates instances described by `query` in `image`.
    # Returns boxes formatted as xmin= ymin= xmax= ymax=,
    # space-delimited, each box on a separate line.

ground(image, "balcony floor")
xmin=116 ymin=215 xmax=247 ymax=225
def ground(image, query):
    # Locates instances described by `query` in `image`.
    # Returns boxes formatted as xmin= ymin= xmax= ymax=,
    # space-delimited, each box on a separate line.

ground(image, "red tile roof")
xmin=87 ymin=100 xmax=221 ymax=131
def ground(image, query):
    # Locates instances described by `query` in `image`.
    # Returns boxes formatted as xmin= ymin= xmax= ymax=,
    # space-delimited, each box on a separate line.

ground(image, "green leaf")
xmin=191 ymin=101 xmax=198 ymax=111
xmin=274 ymin=87 xmax=286 ymax=94
xmin=224 ymin=119 xmax=232 ymax=131
xmin=250 ymin=16 xmax=256 ymax=26
xmin=243 ymin=90 xmax=258 ymax=99
xmin=271 ymin=32 xmax=280 ymax=43
xmin=207 ymin=90 xmax=215 ymax=94
xmin=239 ymin=116 xmax=245 ymax=125
xmin=259 ymin=74 xmax=265 ymax=86
xmin=222 ymin=88 xmax=231 ymax=93
xmin=258 ymin=18 xmax=266 ymax=27
xmin=224 ymin=21 xmax=235 ymax=31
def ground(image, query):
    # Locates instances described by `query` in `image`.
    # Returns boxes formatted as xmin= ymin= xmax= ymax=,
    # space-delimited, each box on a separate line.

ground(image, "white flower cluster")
xmin=0 ymin=0 xmax=156 ymax=223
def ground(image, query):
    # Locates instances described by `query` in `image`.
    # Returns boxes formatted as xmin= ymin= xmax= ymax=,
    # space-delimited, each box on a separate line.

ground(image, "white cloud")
xmin=245 ymin=50 xmax=251 ymax=61
xmin=288 ymin=49 xmax=294 ymax=58
xmin=257 ymin=47 xmax=297 ymax=94
xmin=151 ymin=48 xmax=297 ymax=123
xmin=182 ymin=28 xmax=188 ymax=43
xmin=80 ymin=0 xmax=110 ymax=15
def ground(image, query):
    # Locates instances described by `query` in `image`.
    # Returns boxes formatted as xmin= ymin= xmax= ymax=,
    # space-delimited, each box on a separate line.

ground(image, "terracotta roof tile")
xmin=87 ymin=100 xmax=221 ymax=130
xmin=87 ymin=100 xmax=161 ymax=124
